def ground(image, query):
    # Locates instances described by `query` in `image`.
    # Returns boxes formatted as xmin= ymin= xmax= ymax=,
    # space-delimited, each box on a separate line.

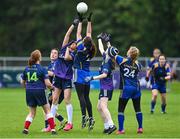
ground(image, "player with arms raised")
xmin=85 ymin=33 xmax=117 ymax=134
xmin=115 ymin=47 xmax=143 ymax=134
xmin=73 ymin=12 xmax=96 ymax=130
xmin=50 ymin=19 xmax=78 ymax=131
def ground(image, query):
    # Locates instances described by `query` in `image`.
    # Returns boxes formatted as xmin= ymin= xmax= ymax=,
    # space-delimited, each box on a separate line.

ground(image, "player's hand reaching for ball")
xmin=87 ymin=12 xmax=93 ymax=21
xmin=72 ymin=18 xmax=79 ymax=26
xmin=77 ymin=12 xmax=85 ymax=22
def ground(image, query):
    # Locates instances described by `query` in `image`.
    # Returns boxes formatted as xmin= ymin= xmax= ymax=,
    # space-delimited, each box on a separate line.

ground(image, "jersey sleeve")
xmin=147 ymin=58 xmax=154 ymax=68
xmin=116 ymin=55 xmax=127 ymax=65
xmin=137 ymin=62 xmax=142 ymax=71
xmin=70 ymin=51 xmax=75 ymax=60
xmin=42 ymin=68 xmax=49 ymax=79
xmin=76 ymin=39 xmax=84 ymax=51
xmin=166 ymin=64 xmax=171 ymax=74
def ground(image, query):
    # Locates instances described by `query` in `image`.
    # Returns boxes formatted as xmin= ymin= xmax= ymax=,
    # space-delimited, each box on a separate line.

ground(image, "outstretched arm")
xmin=86 ymin=13 xmax=93 ymax=38
xmin=76 ymin=22 xmax=82 ymax=40
xmin=93 ymin=73 xmax=107 ymax=80
xmin=85 ymin=73 xmax=107 ymax=82
xmin=62 ymin=25 xmax=75 ymax=47
xmin=98 ymin=39 xmax=105 ymax=55
xmin=64 ymin=47 xmax=73 ymax=61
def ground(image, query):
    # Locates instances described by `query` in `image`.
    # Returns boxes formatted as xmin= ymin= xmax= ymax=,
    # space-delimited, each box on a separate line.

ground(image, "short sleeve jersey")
xmin=151 ymin=63 xmax=171 ymax=85
xmin=21 ymin=64 xmax=49 ymax=90
xmin=116 ymin=56 xmax=141 ymax=88
xmin=54 ymin=44 xmax=75 ymax=79
xmin=99 ymin=53 xmax=114 ymax=90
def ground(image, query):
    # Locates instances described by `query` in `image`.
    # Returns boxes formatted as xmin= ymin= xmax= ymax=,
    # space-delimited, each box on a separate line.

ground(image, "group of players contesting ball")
xmin=20 ymin=11 xmax=172 ymax=135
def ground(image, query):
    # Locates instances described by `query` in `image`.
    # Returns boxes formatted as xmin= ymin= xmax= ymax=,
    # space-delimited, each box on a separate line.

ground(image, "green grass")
xmin=0 ymin=82 xmax=180 ymax=138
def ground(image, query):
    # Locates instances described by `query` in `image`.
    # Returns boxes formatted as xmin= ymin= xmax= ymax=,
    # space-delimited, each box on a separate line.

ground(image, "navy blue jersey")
xmin=21 ymin=64 xmax=49 ymax=90
xmin=99 ymin=53 xmax=114 ymax=90
xmin=54 ymin=44 xmax=75 ymax=79
xmin=151 ymin=63 xmax=171 ymax=85
xmin=73 ymin=39 xmax=91 ymax=71
xmin=47 ymin=61 xmax=56 ymax=83
xmin=148 ymin=57 xmax=158 ymax=69
xmin=116 ymin=56 xmax=141 ymax=88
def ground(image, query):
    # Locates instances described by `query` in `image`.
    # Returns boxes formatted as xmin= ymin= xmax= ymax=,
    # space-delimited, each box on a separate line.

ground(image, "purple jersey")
xmin=54 ymin=44 xmax=75 ymax=79
xmin=47 ymin=61 xmax=56 ymax=83
xmin=99 ymin=53 xmax=114 ymax=90
xmin=21 ymin=64 xmax=49 ymax=90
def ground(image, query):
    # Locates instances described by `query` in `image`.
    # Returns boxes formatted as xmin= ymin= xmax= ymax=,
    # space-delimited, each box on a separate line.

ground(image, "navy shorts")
xmin=53 ymin=76 xmax=72 ymax=90
xmin=48 ymin=90 xmax=64 ymax=104
xmin=26 ymin=89 xmax=47 ymax=107
xmin=120 ymin=86 xmax=141 ymax=99
xmin=99 ymin=89 xmax=113 ymax=101
xmin=152 ymin=83 xmax=166 ymax=93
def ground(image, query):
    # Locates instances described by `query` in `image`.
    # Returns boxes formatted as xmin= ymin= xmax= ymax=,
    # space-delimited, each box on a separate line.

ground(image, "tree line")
xmin=0 ymin=0 xmax=180 ymax=57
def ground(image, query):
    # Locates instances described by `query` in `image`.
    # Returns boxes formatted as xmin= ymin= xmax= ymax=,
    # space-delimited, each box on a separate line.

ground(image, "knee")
xmin=97 ymin=104 xmax=102 ymax=111
xmin=64 ymin=98 xmax=71 ymax=105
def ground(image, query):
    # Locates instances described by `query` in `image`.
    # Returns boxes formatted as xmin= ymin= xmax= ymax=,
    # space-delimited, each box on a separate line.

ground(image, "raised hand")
xmin=87 ymin=12 xmax=93 ymax=21
xmin=72 ymin=18 xmax=79 ymax=26
xmin=77 ymin=12 xmax=85 ymax=22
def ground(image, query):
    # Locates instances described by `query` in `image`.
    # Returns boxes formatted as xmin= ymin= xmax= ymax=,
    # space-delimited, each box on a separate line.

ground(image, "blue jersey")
xmin=148 ymin=57 xmax=158 ymax=69
xmin=116 ymin=56 xmax=141 ymax=89
xmin=73 ymin=39 xmax=91 ymax=71
xmin=21 ymin=64 xmax=49 ymax=90
xmin=47 ymin=61 xmax=56 ymax=83
xmin=99 ymin=53 xmax=114 ymax=90
xmin=151 ymin=63 xmax=171 ymax=85
xmin=54 ymin=44 xmax=75 ymax=79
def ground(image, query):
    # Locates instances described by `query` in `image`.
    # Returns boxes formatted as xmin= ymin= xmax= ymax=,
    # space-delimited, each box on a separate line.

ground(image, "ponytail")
xmin=28 ymin=49 xmax=41 ymax=67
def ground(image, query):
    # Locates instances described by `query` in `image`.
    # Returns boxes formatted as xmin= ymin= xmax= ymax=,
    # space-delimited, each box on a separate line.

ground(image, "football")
xmin=76 ymin=2 xmax=88 ymax=14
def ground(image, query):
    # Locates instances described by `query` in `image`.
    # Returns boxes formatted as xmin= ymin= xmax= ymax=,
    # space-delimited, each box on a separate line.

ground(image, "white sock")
xmin=108 ymin=119 xmax=114 ymax=128
xmin=51 ymin=104 xmax=58 ymax=117
xmin=26 ymin=116 xmax=33 ymax=122
xmin=66 ymin=104 xmax=73 ymax=124
xmin=104 ymin=122 xmax=109 ymax=129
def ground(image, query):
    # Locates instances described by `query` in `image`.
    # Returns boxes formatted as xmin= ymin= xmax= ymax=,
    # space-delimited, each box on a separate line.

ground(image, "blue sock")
xmin=136 ymin=112 xmax=143 ymax=128
xmin=45 ymin=120 xmax=48 ymax=128
xmin=56 ymin=114 xmax=64 ymax=122
xmin=118 ymin=113 xmax=124 ymax=131
xmin=161 ymin=104 xmax=166 ymax=112
xmin=151 ymin=101 xmax=156 ymax=111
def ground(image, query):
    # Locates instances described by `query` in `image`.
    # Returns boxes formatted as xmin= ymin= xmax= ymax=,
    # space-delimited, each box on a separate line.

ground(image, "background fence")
xmin=0 ymin=57 xmax=179 ymax=88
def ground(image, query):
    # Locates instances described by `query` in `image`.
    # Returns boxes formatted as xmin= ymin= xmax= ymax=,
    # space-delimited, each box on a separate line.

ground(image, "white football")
xmin=76 ymin=2 xmax=88 ymax=14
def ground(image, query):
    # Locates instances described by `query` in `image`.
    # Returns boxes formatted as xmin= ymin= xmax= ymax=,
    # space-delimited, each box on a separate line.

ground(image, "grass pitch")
xmin=0 ymin=82 xmax=180 ymax=138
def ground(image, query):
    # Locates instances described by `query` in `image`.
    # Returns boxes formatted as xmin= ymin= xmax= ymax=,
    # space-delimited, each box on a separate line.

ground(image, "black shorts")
xmin=26 ymin=89 xmax=47 ymax=107
xmin=99 ymin=89 xmax=113 ymax=101
xmin=53 ymin=76 xmax=72 ymax=90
